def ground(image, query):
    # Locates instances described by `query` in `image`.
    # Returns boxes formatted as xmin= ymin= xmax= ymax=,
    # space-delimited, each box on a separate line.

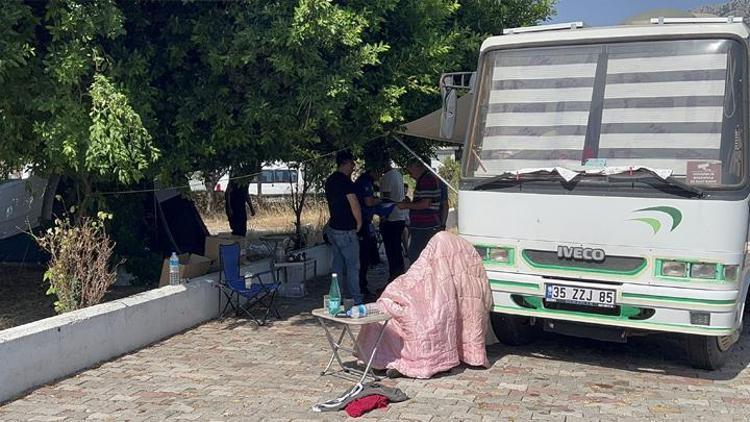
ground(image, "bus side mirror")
xmin=440 ymin=72 xmax=475 ymax=139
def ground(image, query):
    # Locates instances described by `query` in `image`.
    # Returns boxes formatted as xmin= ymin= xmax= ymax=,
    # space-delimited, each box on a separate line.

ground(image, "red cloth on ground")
xmin=344 ymin=394 xmax=389 ymax=417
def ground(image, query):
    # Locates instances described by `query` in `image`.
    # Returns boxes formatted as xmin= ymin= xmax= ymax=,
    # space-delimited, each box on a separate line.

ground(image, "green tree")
xmin=0 ymin=2 xmax=39 ymax=174
xmin=2 ymin=1 xmax=159 ymax=213
xmin=2 ymin=0 xmax=555 ymax=223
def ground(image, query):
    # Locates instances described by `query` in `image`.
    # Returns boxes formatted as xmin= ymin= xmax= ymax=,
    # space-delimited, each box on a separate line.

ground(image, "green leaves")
xmin=88 ymin=73 xmax=158 ymax=185
xmin=0 ymin=3 xmax=36 ymax=83
xmin=2 ymin=0 xmax=554 ymax=201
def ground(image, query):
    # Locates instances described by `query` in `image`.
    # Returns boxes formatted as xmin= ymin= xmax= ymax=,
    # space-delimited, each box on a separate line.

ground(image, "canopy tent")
xmin=154 ymin=188 xmax=209 ymax=257
xmin=0 ymin=176 xmax=55 ymax=263
xmin=396 ymin=93 xmax=473 ymax=145
xmin=0 ymin=182 xmax=209 ymax=263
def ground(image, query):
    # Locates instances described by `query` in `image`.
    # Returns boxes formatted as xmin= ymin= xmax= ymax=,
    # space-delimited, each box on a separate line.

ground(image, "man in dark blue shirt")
xmin=354 ymin=165 xmax=382 ymax=298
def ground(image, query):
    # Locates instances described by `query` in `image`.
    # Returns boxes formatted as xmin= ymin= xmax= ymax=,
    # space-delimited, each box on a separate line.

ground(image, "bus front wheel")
xmin=686 ymin=333 xmax=737 ymax=370
xmin=490 ymin=312 xmax=540 ymax=346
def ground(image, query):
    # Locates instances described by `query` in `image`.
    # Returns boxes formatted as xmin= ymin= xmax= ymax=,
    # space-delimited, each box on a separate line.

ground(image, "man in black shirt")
xmin=354 ymin=164 xmax=382 ymax=298
xmin=324 ymin=150 xmax=364 ymax=305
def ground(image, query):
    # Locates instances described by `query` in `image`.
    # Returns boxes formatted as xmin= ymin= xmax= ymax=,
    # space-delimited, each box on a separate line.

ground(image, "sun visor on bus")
xmin=396 ymin=93 xmax=472 ymax=144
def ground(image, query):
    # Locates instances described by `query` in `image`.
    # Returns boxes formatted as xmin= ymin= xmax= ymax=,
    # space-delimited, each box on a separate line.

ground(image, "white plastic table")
xmin=311 ymin=308 xmax=390 ymax=384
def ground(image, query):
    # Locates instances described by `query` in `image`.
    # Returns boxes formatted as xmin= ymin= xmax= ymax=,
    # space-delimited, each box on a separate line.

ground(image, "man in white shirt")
xmin=379 ymin=159 xmax=408 ymax=282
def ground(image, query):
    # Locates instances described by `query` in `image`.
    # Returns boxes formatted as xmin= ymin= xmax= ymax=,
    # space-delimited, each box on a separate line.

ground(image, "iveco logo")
xmin=557 ymin=246 xmax=606 ymax=262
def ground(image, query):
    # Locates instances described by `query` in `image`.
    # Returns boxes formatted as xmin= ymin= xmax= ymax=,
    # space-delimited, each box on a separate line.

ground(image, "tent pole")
xmin=391 ymin=135 xmax=458 ymax=194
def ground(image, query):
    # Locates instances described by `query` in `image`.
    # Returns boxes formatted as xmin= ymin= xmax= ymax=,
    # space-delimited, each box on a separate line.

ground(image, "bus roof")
xmin=481 ymin=22 xmax=749 ymax=53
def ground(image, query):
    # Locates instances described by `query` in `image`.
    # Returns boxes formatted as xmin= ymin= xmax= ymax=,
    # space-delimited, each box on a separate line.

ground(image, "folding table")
xmin=311 ymin=308 xmax=391 ymax=384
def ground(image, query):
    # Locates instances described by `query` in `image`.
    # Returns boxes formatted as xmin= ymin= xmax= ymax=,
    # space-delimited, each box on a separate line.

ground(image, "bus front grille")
xmin=522 ymin=249 xmax=647 ymax=275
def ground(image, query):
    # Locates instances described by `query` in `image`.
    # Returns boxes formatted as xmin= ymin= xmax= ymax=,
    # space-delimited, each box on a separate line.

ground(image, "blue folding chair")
xmin=217 ymin=243 xmax=281 ymax=325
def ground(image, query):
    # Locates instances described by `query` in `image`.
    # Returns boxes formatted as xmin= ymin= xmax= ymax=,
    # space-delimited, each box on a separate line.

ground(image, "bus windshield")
xmin=465 ymin=38 xmax=746 ymax=188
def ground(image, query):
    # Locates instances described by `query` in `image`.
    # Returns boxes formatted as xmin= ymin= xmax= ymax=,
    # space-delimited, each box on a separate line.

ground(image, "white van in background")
xmin=191 ymin=162 xmax=304 ymax=197
xmin=247 ymin=163 xmax=303 ymax=196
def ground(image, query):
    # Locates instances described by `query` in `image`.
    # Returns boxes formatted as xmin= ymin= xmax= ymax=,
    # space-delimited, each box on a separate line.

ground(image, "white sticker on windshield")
xmin=584 ymin=158 xmax=607 ymax=167
xmin=686 ymin=161 xmax=722 ymax=186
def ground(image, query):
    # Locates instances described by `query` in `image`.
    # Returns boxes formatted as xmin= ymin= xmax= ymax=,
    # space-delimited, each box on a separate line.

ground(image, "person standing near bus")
xmin=324 ymin=150 xmax=364 ymax=305
xmin=398 ymin=159 xmax=442 ymax=262
xmin=354 ymin=164 xmax=382 ymax=298
xmin=439 ymin=182 xmax=449 ymax=230
xmin=379 ymin=158 xmax=408 ymax=282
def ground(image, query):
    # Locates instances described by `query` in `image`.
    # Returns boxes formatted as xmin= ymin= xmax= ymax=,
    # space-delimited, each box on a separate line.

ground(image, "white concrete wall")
xmin=0 ymin=276 xmax=217 ymax=403
xmin=0 ymin=244 xmax=331 ymax=404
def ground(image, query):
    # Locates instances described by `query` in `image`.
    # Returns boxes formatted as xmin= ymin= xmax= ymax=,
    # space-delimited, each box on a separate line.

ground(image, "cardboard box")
xmin=204 ymin=233 xmax=248 ymax=262
xmin=159 ymin=253 xmax=212 ymax=287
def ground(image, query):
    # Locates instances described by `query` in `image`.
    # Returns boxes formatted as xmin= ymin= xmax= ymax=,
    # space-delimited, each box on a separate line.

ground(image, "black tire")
xmin=490 ymin=312 xmax=540 ymax=346
xmin=686 ymin=334 xmax=734 ymax=370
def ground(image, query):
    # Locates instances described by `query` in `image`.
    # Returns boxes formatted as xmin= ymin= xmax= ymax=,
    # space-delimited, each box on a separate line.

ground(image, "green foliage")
xmin=0 ymin=2 xmax=39 ymax=174
xmin=0 ymin=3 xmax=36 ymax=82
xmin=3 ymin=0 xmax=555 ymax=282
xmin=4 ymin=0 xmax=157 ymax=212
xmin=438 ymin=156 xmax=461 ymax=206
xmin=88 ymin=73 xmax=159 ymax=184
xmin=104 ymin=194 xmax=162 ymax=286
xmin=3 ymin=0 xmax=555 ymax=186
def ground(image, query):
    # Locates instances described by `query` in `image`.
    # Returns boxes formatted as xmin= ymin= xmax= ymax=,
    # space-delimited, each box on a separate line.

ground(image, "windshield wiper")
xmin=470 ymin=166 xmax=706 ymax=198
xmin=470 ymin=168 xmax=575 ymax=190
xmin=603 ymin=168 xmax=706 ymax=198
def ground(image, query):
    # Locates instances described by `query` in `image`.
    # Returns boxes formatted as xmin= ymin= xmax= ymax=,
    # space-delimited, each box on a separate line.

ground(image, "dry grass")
xmin=202 ymin=198 xmax=329 ymax=245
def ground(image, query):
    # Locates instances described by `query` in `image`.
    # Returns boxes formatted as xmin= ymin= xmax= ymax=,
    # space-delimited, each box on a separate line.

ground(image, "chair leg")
xmin=241 ymin=289 xmax=281 ymax=326
xmin=219 ymin=289 xmax=239 ymax=320
xmin=270 ymin=290 xmax=281 ymax=319
xmin=259 ymin=289 xmax=281 ymax=321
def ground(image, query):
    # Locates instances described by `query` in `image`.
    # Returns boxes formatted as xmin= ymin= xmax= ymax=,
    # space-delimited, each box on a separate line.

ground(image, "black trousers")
xmin=228 ymin=208 xmax=247 ymax=237
xmin=380 ymin=220 xmax=405 ymax=282
xmin=358 ymin=231 xmax=371 ymax=293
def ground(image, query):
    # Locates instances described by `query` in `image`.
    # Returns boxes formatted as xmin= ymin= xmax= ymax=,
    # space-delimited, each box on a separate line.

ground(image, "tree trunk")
xmin=203 ymin=171 xmax=223 ymax=216
xmin=294 ymin=207 xmax=304 ymax=250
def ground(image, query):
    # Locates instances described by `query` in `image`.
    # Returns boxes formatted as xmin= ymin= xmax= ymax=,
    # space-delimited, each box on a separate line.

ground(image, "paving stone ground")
xmin=2 ymin=261 xmax=750 ymax=421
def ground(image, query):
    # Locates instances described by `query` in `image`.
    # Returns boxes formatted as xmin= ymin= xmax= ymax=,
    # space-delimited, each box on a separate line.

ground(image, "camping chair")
xmin=217 ymin=243 xmax=281 ymax=325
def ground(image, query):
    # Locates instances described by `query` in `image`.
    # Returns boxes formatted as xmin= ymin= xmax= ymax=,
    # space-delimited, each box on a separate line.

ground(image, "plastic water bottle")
xmin=348 ymin=303 xmax=382 ymax=318
xmin=328 ymin=273 xmax=342 ymax=315
xmin=169 ymin=252 xmax=180 ymax=285
xmin=348 ymin=304 xmax=366 ymax=318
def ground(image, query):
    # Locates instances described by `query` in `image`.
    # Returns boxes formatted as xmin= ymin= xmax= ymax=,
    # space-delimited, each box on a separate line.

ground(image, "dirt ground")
xmin=0 ymin=201 xmax=327 ymax=332
xmin=0 ymin=264 xmax=147 ymax=331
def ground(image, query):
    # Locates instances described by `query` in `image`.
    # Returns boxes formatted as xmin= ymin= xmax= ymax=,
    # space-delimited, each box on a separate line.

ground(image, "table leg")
xmin=356 ymin=320 xmax=389 ymax=384
xmin=318 ymin=318 xmax=348 ymax=375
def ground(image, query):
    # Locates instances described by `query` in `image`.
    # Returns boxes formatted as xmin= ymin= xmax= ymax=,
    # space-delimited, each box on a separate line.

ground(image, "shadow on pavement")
xmin=485 ymin=317 xmax=750 ymax=381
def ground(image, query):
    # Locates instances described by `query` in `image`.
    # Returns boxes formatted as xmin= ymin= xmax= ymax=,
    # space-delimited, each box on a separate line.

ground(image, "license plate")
xmin=544 ymin=284 xmax=616 ymax=308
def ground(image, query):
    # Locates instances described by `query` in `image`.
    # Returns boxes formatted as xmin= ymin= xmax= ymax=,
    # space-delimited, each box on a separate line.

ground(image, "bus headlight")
xmin=474 ymin=246 xmax=488 ymax=259
xmin=723 ymin=265 xmax=740 ymax=282
xmin=488 ymin=247 xmax=513 ymax=264
xmin=474 ymin=245 xmax=514 ymax=264
xmin=690 ymin=263 xmax=718 ymax=279
xmin=661 ymin=261 xmax=688 ymax=277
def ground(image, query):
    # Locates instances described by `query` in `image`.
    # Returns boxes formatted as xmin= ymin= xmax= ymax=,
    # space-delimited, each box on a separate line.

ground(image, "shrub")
xmin=34 ymin=212 xmax=119 ymax=313
xmin=438 ymin=157 xmax=460 ymax=207
xmin=105 ymin=194 xmax=162 ymax=286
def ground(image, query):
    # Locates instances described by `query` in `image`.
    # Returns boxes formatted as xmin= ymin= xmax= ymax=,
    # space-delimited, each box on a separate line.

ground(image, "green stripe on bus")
xmin=489 ymin=279 xmax=539 ymax=290
xmin=621 ymin=292 xmax=736 ymax=305
xmin=492 ymin=305 xmax=731 ymax=332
